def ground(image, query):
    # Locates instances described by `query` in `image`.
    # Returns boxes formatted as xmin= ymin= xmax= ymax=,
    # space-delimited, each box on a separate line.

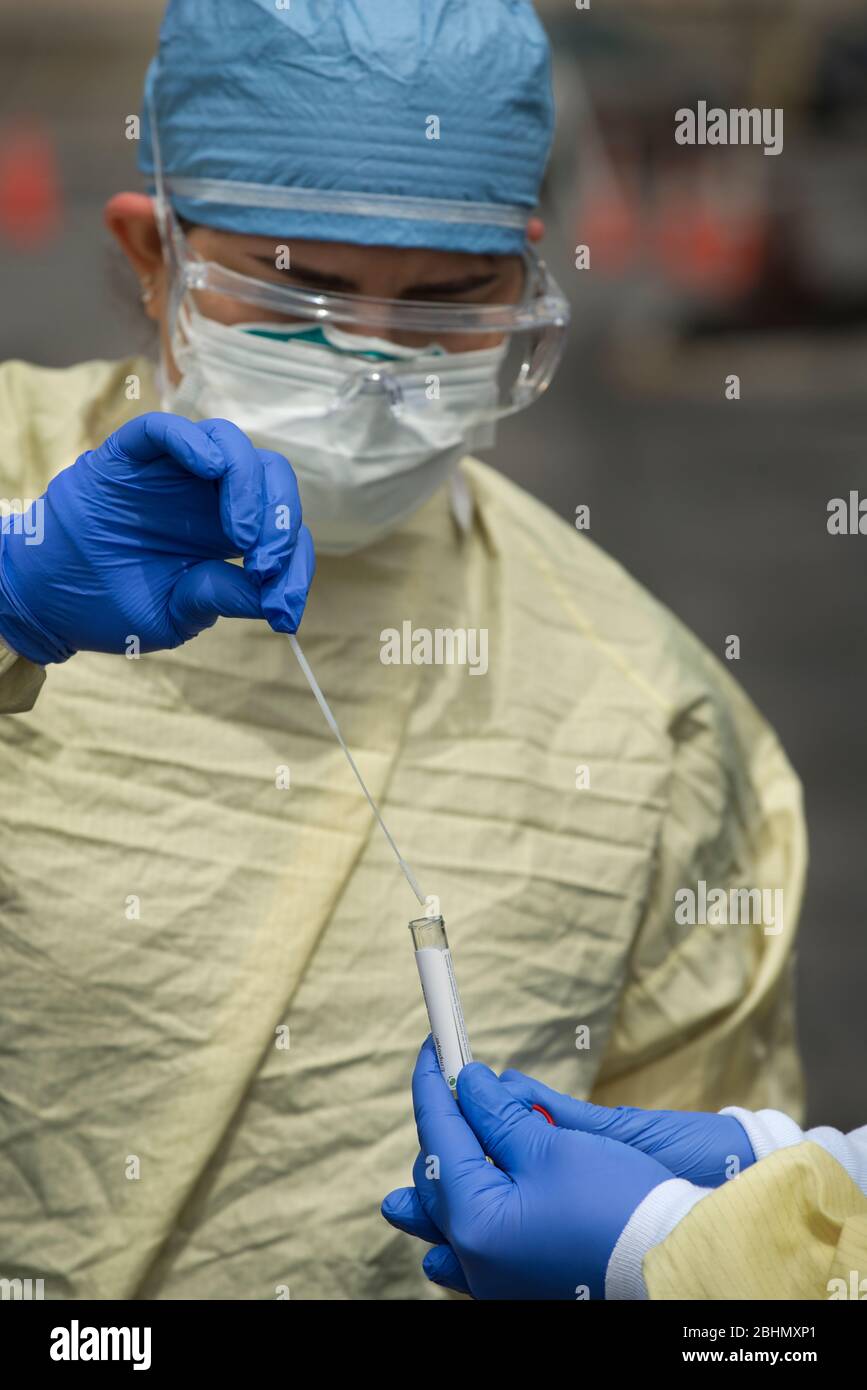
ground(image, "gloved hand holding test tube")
xmin=287 ymin=635 xmax=473 ymax=1092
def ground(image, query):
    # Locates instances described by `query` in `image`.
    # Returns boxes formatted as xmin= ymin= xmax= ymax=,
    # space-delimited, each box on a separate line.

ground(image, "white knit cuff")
xmin=605 ymin=1179 xmax=711 ymax=1300
xmin=723 ymin=1107 xmax=867 ymax=1197
xmin=721 ymin=1106 xmax=802 ymax=1162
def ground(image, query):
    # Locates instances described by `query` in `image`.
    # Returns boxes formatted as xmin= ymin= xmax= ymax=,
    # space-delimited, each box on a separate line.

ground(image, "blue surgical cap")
xmin=138 ymin=0 xmax=553 ymax=254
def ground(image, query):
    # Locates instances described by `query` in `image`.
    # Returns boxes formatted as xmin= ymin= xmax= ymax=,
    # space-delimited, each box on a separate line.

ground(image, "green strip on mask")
xmin=244 ymin=325 xmax=401 ymax=362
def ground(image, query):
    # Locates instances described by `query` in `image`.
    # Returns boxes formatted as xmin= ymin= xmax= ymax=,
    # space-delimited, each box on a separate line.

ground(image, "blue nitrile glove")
xmin=499 ymin=1070 xmax=756 ymax=1187
xmin=381 ymin=1037 xmax=671 ymax=1300
xmin=0 ymin=412 xmax=314 ymax=665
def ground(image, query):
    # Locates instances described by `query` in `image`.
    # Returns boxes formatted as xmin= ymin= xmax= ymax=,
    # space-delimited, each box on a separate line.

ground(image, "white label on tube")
xmin=414 ymin=947 xmax=473 ymax=1091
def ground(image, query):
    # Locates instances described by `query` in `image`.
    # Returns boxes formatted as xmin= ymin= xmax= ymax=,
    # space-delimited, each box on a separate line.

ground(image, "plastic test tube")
xmin=409 ymin=897 xmax=473 ymax=1094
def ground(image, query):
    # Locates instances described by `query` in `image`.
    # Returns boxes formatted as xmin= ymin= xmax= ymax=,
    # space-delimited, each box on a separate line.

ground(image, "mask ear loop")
xmin=146 ymin=92 xmax=195 ymax=357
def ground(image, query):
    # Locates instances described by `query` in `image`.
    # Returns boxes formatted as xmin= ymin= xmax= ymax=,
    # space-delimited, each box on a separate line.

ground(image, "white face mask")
xmin=162 ymin=306 xmax=505 ymax=554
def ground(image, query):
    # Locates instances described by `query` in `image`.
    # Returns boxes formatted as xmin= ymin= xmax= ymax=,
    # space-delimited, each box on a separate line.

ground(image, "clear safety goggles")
xmin=158 ymin=200 xmax=570 ymax=423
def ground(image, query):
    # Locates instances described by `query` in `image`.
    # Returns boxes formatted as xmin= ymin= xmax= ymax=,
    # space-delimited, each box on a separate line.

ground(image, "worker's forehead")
xmin=186 ymin=228 xmax=505 ymax=276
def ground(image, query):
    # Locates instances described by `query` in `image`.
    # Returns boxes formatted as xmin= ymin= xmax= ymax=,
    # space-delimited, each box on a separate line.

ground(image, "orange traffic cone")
xmin=576 ymin=183 xmax=642 ymax=274
xmin=653 ymin=187 xmax=767 ymax=300
xmin=0 ymin=120 xmax=62 ymax=249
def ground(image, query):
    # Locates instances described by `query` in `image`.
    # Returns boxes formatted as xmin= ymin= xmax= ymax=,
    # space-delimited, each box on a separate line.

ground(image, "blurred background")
xmin=0 ymin=0 xmax=865 ymax=1127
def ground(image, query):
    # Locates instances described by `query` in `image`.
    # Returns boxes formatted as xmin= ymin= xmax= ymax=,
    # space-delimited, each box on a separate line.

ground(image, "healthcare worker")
xmin=0 ymin=0 xmax=806 ymax=1300
xmin=383 ymin=1039 xmax=867 ymax=1300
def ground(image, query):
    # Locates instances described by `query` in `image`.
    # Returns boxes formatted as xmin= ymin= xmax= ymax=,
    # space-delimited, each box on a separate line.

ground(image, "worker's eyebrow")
xmin=397 ymin=256 xmax=501 ymax=298
xmin=254 ymin=257 xmax=358 ymax=292
xmin=253 ymin=256 xmax=501 ymax=298
xmin=399 ymin=272 xmax=499 ymax=298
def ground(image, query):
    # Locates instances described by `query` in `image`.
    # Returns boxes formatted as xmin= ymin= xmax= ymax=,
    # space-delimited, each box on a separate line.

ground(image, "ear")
xmin=104 ymin=192 xmax=164 ymax=275
xmin=526 ymin=216 xmax=545 ymax=245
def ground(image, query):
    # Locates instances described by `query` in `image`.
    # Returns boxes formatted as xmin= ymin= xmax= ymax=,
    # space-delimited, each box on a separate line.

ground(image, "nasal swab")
xmin=287 ymin=634 xmax=425 ymax=906
xmin=286 ymin=633 xmax=475 ymax=1095
xmin=287 ymin=633 xmax=473 ymax=1092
